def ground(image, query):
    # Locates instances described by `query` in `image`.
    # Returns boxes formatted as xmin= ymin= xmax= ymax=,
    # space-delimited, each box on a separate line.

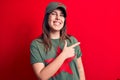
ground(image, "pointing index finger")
xmin=70 ymin=42 xmax=80 ymax=48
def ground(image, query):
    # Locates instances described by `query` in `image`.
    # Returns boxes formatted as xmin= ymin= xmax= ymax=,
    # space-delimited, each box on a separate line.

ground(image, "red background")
xmin=0 ymin=0 xmax=120 ymax=80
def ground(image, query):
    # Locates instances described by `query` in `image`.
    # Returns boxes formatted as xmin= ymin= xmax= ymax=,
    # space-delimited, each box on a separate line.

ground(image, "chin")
xmin=53 ymin=28 xmax=62 ymax=31
xmin=53 ymin=26 xmax=63 ymax=30
xmin=51 ymin=27 xmax=63 ymax=32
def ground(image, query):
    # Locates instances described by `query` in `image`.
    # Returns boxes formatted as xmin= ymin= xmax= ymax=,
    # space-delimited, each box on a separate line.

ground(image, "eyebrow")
xmin=52 ymin=10 xmax=64 ymax=14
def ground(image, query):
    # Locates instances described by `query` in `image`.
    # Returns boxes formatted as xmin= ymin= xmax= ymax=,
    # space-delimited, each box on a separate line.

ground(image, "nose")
xmin=55 ymin=14 xmax=60 ymax=20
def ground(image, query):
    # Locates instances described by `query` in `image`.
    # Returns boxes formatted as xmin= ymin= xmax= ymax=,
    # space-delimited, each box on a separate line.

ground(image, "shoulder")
xmin=65 ymin=35 xmax=79 ymax=47
xmin=30 ymin=38 xmax=43 ymax=47
xmin=69 ymin=36 xmax=79 ymax=43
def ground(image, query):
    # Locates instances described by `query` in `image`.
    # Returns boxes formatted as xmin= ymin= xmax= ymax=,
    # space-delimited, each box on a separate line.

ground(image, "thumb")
xmin=64 ymin=40 xmax=67 ymax=48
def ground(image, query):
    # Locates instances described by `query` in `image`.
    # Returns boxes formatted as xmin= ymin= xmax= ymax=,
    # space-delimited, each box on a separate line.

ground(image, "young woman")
xmin=30 ymin=2 xmax=85 ymax=80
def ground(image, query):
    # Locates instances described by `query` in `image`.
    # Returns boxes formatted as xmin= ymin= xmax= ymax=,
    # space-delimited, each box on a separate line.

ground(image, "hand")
xmin=61 ymin=40 xmax=80 ymax=59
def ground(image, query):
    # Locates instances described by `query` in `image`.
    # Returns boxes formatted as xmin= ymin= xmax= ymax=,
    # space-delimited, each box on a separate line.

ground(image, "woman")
xmin=30 ymin=2 xmax=85 ymax=80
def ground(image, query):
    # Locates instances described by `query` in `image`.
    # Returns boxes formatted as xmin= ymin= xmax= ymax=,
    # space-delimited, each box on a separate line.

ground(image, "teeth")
xmin=54 ymin=21 xmax=60 ymax=25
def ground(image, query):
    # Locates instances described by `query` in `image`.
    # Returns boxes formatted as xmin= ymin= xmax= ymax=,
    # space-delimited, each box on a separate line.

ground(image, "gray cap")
xmin=46 ymin=2 xmax=66 ymax=17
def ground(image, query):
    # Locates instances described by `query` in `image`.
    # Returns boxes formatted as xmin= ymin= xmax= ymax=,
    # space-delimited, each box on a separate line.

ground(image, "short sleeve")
xmin=30 ymin=40 xmax=44 ymax=64
xmin=72 ymin=36 xmax=82 ymax=58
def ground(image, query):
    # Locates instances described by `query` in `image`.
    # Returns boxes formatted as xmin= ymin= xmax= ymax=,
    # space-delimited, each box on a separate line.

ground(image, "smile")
xmin=53 ymin=21 xmax=62 ymax=26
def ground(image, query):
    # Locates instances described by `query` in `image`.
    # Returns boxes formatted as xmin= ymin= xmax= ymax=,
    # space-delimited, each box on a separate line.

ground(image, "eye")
xmin=60 ymin=13 xmax=64 ymax=17
xmin=51 ymin=12 xmax=57 ymax=15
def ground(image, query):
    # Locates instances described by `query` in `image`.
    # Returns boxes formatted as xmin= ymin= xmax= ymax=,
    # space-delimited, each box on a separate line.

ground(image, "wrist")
xmin=59 ymin=52 xmax=67 ymax=61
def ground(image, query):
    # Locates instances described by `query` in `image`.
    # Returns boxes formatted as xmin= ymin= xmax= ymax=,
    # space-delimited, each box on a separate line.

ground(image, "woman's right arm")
xmin=32 ymin=52 xmax=66 ymax=80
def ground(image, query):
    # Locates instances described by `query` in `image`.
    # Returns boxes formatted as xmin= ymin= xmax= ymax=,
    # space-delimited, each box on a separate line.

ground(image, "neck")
xmin=50 ymin=31 xmax=60 ymax=39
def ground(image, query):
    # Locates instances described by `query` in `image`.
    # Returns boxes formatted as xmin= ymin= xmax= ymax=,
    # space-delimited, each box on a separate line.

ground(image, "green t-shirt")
xmin=30 ymin=36 xmax=82 ymax=80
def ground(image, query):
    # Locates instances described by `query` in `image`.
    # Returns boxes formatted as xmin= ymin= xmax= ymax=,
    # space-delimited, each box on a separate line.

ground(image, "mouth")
xmin=53 ymin=21 xmax=62 ymax=26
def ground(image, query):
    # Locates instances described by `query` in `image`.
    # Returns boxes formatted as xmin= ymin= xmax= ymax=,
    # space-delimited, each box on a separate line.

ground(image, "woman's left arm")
xmin=77 ymin=57 xmax=86 ymax=80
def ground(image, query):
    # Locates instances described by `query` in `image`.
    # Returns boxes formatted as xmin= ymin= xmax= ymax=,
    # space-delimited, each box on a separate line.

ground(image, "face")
xmin=48 ymin=9 xmax=65 ymax=32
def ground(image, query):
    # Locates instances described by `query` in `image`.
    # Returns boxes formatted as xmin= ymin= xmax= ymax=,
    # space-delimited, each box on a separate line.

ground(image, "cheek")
xmin=48 ymin=16 xmax=54 ymax=23
xmin=62 ymin=19 xmax=65 ymax=25
xmin=49 ymin=15 xmax=55 ymax=21
xmin=62 ymin=18 xmax=65 ymax=23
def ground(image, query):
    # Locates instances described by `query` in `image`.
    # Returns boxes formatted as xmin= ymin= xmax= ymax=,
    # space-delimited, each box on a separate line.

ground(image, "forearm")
xmin=38 ymin=52 xmax=66 ymax=80
xmin=77 ymin=57 xmax=86 ymax=80
xmin=79 ymin=67 xmax=85 ymax=80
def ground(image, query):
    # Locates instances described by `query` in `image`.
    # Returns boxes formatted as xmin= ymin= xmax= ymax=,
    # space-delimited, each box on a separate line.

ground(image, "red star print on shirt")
xmin=44 ymin=46 xmax=75 ymax=77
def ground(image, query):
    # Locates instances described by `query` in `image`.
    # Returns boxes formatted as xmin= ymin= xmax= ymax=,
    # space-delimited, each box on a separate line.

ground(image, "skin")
xmin=32 ymin=9 xmax=86 ymax=80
